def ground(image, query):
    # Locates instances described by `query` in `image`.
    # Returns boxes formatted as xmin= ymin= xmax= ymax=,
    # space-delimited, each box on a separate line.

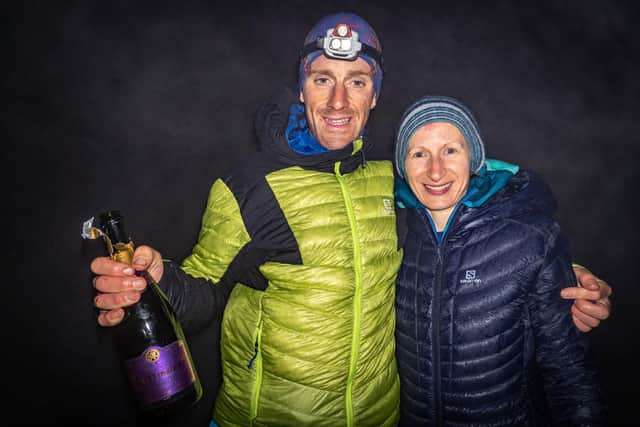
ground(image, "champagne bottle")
xmin=82 ymin=210 xmax=202 ymax=415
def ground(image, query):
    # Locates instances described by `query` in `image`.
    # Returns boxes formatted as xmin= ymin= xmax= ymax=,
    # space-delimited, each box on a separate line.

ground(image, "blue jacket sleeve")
xmin=528 ymin=225 xmax=606 ymax=425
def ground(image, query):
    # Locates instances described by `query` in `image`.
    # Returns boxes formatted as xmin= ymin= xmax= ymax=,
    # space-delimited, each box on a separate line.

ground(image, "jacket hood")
xmin=487 ymin=167 xmax=558 ymax=219
xmin=254 ymin=85 xmax=373 ymax=174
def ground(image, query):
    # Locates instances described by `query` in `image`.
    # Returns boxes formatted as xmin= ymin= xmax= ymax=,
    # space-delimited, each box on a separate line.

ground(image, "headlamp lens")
xmin=323 ymin=27 xmax=361 ymax=60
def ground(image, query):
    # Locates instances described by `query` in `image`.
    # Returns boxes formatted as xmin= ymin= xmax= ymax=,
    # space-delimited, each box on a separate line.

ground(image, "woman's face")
xmin=404 ymin=122 xmax=471 ymax=229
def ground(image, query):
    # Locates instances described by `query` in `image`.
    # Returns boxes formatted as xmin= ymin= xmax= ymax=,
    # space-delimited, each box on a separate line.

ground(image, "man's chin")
xmin=322 ymin=140 xmax=353 ymax=151
xmin=317 ymin=133 xmax=356 ymax=151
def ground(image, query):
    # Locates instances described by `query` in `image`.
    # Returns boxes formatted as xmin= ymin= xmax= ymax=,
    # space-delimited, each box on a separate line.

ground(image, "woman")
xmin=393 ymin=95 xmax=605 ymax=425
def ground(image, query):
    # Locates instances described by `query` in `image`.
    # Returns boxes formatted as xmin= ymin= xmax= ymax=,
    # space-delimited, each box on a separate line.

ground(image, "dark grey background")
xmin=6 ymin=0 xmax=638 ymax=425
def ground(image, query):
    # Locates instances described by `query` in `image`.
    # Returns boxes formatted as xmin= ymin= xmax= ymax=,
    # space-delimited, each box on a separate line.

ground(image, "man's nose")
xmin=328 ymin=84 xmax=347 ymax=110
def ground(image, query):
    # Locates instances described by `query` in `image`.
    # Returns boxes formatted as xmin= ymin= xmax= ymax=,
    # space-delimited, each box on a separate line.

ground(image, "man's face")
xmin=300 ymin=55 xmax=377 ymax=150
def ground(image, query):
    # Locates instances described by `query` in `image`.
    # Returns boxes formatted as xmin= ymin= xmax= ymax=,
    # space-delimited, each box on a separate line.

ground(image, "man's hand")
xmin=561 ymin=264 xmax=612 ymax=332
xmin=91 ymin=245 xmax=164 ymax=327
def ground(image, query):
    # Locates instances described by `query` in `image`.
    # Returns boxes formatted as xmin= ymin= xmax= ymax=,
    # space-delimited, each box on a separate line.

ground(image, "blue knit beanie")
xmin=298 ymin=12 xmax=383 ymax=100
xmin=395 ymin=95 xmax=486 ymax=179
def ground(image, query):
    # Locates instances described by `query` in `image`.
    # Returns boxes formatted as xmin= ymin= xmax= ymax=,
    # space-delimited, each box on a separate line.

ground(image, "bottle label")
xmin=124 ymin=340 xmax=196 ymax=405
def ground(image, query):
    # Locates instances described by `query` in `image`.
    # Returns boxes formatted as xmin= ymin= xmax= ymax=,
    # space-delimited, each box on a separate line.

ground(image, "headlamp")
xmin=300 ymin=23 xmax=383 ymax=70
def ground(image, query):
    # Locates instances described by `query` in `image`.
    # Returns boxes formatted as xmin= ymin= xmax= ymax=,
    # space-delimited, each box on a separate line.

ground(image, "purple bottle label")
xmin=124 ymin=340 xmax=196 ymax=405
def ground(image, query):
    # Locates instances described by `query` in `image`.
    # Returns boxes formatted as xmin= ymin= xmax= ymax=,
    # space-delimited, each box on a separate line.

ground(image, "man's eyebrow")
xmin=308 ymin=67 xmax=373 ymax=79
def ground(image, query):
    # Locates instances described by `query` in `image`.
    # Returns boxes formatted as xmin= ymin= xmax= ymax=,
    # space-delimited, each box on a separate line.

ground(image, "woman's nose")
xmin=428 ymin=157 xmax=444 ymax=180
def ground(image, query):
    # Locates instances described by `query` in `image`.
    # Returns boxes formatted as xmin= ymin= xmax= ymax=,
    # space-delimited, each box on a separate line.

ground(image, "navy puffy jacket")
xmin=395 ymin=169 xmax=605 ymax=426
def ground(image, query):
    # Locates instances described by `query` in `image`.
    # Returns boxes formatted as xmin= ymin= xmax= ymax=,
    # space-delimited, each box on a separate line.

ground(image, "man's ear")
xmin=370 ymin=94 xmax=377 ymax=110
xmin=299 ymin=91 xmax=305 ymax=103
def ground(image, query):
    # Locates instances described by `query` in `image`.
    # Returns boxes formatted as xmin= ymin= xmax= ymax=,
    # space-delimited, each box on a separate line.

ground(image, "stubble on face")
xmin=300 ymin=56 xmax=377 ymax=150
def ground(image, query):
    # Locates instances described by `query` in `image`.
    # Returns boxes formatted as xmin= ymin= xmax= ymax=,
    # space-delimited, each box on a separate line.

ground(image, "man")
xmin=91 ymin=12 xmax=611 ymax=426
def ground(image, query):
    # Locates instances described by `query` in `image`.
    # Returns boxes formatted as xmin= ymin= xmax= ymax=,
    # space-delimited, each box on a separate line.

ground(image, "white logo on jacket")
xmin=460 ymin=270 xmax=482 ymax=285
xmin=382 ymin=198 xmax=394 ymax=214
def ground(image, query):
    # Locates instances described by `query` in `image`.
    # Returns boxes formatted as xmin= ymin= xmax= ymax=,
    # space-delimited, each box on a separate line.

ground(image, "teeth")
xmin=425 ymin=183 xmax=451 ymax=191
xmin=325 ymin=118 xmax=350 ymax=126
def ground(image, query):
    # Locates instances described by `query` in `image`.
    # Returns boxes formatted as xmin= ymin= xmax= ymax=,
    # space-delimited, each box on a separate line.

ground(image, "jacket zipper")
xmin=248 ymin=318 xmax=264 ymax=425
xmin=424 ymin=204 xmax=462 ymax=426
xmin=335 ymin=161 xmax=362 ymax=427
xmin=434 ymin=249 xmax=443 ymax=426
xmin=423 ymin=207 xmax=445 ymax=426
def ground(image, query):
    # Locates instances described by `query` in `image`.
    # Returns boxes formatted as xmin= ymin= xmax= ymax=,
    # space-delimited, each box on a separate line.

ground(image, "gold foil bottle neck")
xmin=112 ymin=241 xmax=135 ymax=264
xmin=82 ymin=216 xmax=135 ymax=264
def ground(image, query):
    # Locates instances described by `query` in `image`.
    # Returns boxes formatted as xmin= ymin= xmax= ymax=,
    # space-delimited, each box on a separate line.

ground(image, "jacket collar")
xmin=254 ymin=87 xmax=371 ymax=174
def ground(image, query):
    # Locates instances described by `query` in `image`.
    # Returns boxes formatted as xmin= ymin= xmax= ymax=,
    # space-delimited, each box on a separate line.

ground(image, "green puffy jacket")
xmin=167 ymin=97 xmax=402 ymax=426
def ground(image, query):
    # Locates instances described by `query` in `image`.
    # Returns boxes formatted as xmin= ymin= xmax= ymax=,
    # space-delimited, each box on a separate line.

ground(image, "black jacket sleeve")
xmin=159 ymin=260 xmax=234 ymax=335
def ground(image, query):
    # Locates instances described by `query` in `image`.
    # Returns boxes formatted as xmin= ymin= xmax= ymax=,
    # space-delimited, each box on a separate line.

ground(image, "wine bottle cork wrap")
xmin=81 ymin=216 xmax=134 ymax=263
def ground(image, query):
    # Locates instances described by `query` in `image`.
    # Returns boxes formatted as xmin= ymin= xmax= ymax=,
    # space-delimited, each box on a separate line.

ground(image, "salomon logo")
xmin=382 ymin=198 xmax=394 ymax=214
xmin=460 ymin=270 xmax=481 ymax=285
